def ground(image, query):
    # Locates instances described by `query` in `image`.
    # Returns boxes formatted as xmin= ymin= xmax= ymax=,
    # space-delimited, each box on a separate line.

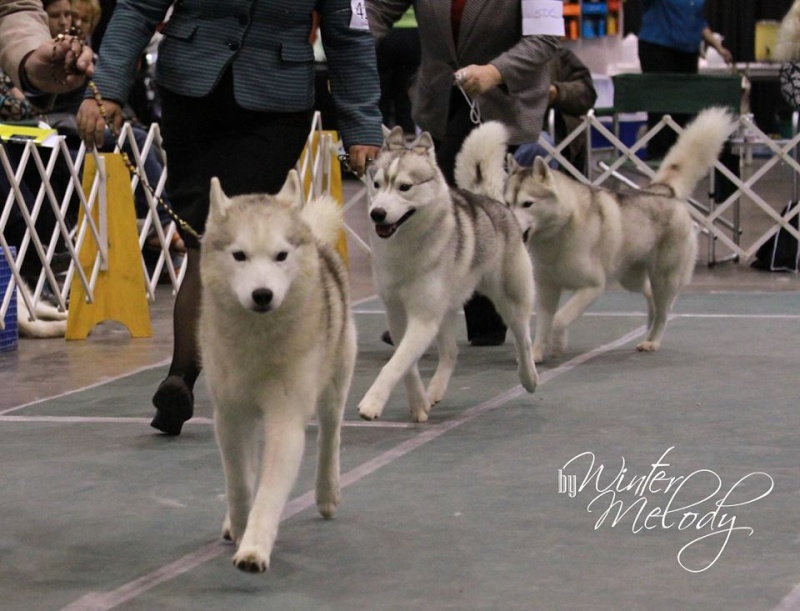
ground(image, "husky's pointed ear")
xmin=411 ymin=131 xmax=436 ymax=159
xmin=532 ymin=156 xmax=552 ymax=182
xmin=276 ymin=169 xmax=303 ymax=208
xmin=506 ymin=153 xmax=521 ymax=173
xmin=383 ymin=125 xmax=406 ymax=151
xmin=209 ymin=177 xmax=233 ymax=218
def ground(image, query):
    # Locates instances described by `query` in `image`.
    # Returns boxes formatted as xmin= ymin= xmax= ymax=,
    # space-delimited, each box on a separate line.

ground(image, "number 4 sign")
xmin=350 ymin=0 xmax=369 ymax=30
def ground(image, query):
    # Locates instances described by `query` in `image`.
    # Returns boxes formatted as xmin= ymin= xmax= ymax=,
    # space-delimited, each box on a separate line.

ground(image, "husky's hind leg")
xmin=359 ymin=315 xmax=440 ymax=421
xmin=636 ymin=274 xmax=680 ymax=352
xmin=426 ymin=309 xmax=459 ymax=407
xmin=532 ymin=282 xmax=560 ymax=363
xmin=316 ymin=326 xmax=356 ymax=518
xmin=216 ymin=408 xmax=259 ymax=544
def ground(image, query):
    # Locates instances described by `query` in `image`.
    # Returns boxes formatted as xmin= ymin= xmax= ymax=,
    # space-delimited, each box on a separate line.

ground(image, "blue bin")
xmin=0 ymin=247 xmax=18 ymax=352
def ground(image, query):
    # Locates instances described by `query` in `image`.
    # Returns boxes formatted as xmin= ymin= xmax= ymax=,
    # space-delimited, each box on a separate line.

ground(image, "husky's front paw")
xmin=532 ymin=343 xmax=546 ymax=364
xmin=409 ymin=398 xmax=431 ymax=423
xmin=518 ymin=359 xmax=538 ymax=393
xmin=232 ymin=547 xmax=270 ymax=573
xmin=636 ymin=340 xmax=659 ymax=352
xmin=358 ymin=397 xmax=384 ymax=421
xmin=316 ymin=481 xmax=340 ymax=519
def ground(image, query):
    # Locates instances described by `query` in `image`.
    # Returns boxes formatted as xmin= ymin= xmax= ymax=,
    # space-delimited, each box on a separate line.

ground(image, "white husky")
xmin=358 ymin=126 xmax=538 ymax=423
xmin=457 ymin=108 xmax=734 ymax=361
xmin=199 ymin=171 xmax=356 ymax=572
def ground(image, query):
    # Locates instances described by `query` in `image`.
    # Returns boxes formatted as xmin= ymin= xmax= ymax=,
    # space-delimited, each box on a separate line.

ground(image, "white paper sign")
xmin=522 ymin=0 xmax=565 ymax=36
xmin=350 ymin=0 xmax=369 ymax=30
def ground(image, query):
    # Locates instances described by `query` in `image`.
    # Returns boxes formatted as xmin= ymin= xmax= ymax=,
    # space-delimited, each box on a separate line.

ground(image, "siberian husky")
xmin=358 ymin=126 xmax=538 ymax=423
xmin=457 ymin=108 xmax=734 ymax=361
xmin=199 ymin=171 xmax=356 ymax=572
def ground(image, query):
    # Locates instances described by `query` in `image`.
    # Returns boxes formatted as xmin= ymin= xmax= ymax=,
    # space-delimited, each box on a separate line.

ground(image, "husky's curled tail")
xmin=650 ymin=106 xmax=735 ymax=200
xmin=454 ymin=121 xmax=509 ymax=201
xmin=776 ymin=0 xmax=800 ymax=62
xmin=299 ymin=193 xmax=345 ymax=248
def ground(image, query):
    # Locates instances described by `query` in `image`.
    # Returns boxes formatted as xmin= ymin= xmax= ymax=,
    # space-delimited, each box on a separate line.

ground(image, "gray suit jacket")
xmin=368 ymin=0 xmax=558 ymax=144
xmin=92 ymin=0 xmax=383 ymax=148
xmin=0 ymin=0 xmax=51 ymax=88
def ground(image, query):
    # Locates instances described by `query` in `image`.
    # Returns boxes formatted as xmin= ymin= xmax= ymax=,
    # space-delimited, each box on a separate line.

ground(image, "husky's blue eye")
xmin=398 ymin=183 xmax=412 ymax=192
xmin=522 ymin=200 xmax=535 ymax=208
xmin=232 ymin=251 xmax=247 ymax=262
xmin=276 ymin=251 xmax=288 ymax=262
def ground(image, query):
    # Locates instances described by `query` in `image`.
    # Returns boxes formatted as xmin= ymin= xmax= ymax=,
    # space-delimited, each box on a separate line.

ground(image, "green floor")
xmin=1 ymin=291 xmax=799 ymax=610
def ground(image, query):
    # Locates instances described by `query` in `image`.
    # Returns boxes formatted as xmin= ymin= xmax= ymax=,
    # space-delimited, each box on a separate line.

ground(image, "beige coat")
xmin=368 ymin=0 xmax=558 ymax=144
xmin=0 ymin=0 xmax=51 ymax=88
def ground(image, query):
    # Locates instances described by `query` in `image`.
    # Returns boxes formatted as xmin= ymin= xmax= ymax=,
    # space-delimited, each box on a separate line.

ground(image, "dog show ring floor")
xmin=1 ymin=282 xmax=799 ymax=610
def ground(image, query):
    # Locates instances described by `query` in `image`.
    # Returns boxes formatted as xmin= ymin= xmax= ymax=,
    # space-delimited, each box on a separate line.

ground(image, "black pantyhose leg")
xmin=151 ymin=247 xmax=201 ymax=435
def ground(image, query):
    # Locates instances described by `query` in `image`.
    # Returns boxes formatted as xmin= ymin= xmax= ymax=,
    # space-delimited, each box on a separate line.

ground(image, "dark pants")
xmin=159 ymin=69 xmax=312 ymax=249
xmin=377 ymin=27 xmax=420 ymax=134
xmin=435 ymin=89 xmax=508 ymax=343
xmin=637 ymin=39 xmax=698 ymax=159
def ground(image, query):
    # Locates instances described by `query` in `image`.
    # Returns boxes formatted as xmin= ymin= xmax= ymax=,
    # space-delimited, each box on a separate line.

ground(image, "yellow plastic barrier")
xmin=299 ymin=130 xmax=349 ymax=266
xmin=66 ymin=153 xmax=152 ymax=339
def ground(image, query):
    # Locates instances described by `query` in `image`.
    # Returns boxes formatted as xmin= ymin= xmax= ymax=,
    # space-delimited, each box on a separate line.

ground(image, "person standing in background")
xmin=376 ymin=6 xmax=420 ymax=135
xmin=638 ymin=0 xmax=733 ymax=158
xmin=77 ymin=0 xmax=383 ymax=436
xmin=368 ymin=0 xmax=559 ymax=346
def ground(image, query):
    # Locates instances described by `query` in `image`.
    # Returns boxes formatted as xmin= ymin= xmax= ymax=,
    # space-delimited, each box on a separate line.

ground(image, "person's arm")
xmin=77 ymin=0 xmax=170 ymax=148
xmin=702 ymin=26 xmax=733 ymax=64
xmin=366 ymin=0 xmax=413 ymax=41
xmin=0 ymin=1 xmax=94 ymax=93
xmin=549 ymin=50 xmax=597 ymax=116
xmin=458 ymin=36 xmax=559 ymax=98
xmin=320 ymin=0 xmax=384 ymax=175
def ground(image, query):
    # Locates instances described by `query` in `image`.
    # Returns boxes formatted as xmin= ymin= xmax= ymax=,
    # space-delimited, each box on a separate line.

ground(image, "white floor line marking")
xmin=59 ymin=324 xmax=647 ymax=611
xmin=0 ymin=415 xmax=422 ymax=429
xmin=774 ymin=583 xmax=800 ymax=611
xmin=0 ymin=358 xmax=170 ymax=417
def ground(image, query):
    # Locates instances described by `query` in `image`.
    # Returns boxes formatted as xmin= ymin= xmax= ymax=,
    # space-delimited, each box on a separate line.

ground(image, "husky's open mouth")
xmin=374 ymin=209 xmax=416 ymax=239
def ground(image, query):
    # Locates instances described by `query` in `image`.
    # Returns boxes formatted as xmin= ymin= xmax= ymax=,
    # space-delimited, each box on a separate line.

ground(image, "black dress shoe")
xmin=151 ymin=375 xmax=194 ymax=436
xmin=469 ymin=332 xmax=506 ymax=347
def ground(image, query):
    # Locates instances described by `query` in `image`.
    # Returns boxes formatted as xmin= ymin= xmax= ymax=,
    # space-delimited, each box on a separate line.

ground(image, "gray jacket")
xmin=91 ymin=0 xmax=383 ymax=148
xmin=368 ymin=0 xmax=558 ymax=144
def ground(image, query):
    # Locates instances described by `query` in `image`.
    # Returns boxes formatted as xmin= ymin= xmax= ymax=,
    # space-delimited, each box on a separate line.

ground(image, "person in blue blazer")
xmin=76 ymin=0 xmax=383 ymax=436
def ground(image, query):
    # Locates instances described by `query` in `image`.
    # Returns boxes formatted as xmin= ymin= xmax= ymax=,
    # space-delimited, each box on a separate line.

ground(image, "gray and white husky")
xmin=199 ymin=171 xmax=356 ymax=572
xmin=358 ymin=126 xmax=538 ymax=423
xmin=456 ymin=108 xmax=734 ymax=361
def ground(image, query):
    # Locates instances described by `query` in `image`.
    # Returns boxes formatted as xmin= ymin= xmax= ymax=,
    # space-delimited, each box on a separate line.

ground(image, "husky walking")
xmin=457 ymin=107 xmax=734 ymax=361
xmin=199 ymin=171 xmax=356 ymax=572
xmin=358 ymin=126 xmax=538 ymax=423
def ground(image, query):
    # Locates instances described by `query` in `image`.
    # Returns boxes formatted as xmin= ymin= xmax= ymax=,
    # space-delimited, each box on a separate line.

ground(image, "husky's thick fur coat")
xmin=199 ymin=171 xmax=356 ymax=572
xmin=358 ymin=127 xmax=538 ymax=423
xmin=457 ymin=108 xmax=734 ymax=361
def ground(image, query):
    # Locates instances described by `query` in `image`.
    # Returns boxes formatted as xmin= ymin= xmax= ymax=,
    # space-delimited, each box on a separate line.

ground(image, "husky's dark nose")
xmin=251 ymin=288 xmax=273 ymax=310
xmin=370 ymin=208 xmax=387 ymax=223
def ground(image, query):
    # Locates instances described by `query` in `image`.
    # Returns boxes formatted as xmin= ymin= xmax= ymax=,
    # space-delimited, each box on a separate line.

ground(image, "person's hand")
xmin=77 ymin=97 xmax=124 ymax=150
xmin=454 ymin=64 xmax=503 ymax=98
xmin=347 ymin=144 xmax=381 ymax=177
xmin=718 ymin=45 xmax=734 ymax=64
xmin=548 ymin=84 xmax=559 ymax=105
xmin=22 ymin=36 xmax=95 ymax=93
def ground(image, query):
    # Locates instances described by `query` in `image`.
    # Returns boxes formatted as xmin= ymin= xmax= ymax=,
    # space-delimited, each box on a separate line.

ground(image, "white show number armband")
xmin=350 ymin=0 xmax=369 ymax=30
xmin=522 ymin=0 xmax=565 ymax=36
